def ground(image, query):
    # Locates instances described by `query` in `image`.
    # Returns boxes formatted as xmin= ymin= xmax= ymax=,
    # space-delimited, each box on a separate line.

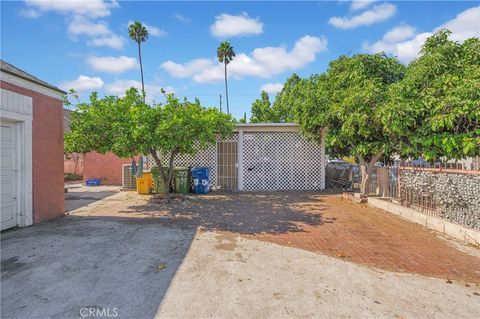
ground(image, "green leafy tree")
xmin=65 ymin=88 xmax=234 ymax=202
xmin=291 ymin=74 xmax=330 ymax=138
xmin=250 ymin=91 xmax=275 ymax=123
xmin=238 ymin=112 xmax=247 ymax=123
xmin=271 ymin=73 xmax=301 ymax=122
xmin=384 ymin=30 xmax=480 ymax=161
xmin=294 ymin=54 xmax=405 ymax=193
xmin=128 ymin=21 xmax=149 ymax=100
xmin=217 ymin=42 xmax=236 ymax=114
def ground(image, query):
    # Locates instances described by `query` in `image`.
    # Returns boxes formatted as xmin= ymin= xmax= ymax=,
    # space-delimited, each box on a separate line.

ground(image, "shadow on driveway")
xmin=1 ymin=215 xmax=196 ymax=319
xmin=1 ymin=191 xmax=334 ymax=319
xmin=64 ymin=184 xmax=120 ymax=212
xmin=123 ymin=192 xmax=335 ymax=235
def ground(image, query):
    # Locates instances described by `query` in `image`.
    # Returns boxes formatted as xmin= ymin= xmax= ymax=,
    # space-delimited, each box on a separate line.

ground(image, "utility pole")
xmin=219 ymin=94 xmax=222 ymax=112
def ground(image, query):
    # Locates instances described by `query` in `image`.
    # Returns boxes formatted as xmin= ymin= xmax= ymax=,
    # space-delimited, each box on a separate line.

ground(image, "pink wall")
xmin=1 ymin=81 xmax=64 ymax=223
xmin=84 ymin=152 xmax=136 ymax=186
xmin=64 ymin=154 xmax=84 ymax=176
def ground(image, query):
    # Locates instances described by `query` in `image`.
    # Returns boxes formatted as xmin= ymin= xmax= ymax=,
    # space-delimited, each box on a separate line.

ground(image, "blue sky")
xmin=1 ymin=1 xmax=479 ymax=119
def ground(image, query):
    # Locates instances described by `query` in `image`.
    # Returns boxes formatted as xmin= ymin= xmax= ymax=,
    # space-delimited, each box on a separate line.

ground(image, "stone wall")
xmin=399 ymin=169 xmax=480 ymax=230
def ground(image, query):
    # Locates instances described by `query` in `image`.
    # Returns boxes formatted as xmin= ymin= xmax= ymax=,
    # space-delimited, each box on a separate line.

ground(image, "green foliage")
xmin=64 ymin=173 xmax=82 ymax=182
xmin=384 ymin=29 xmax=480 ymax=161
xmin=248 ymin=74 xmax=302 ymax=123
xmin=217 ymin=41 xmax=236 ymax=115
xmin=217 ymin=42 xmax=236 ymax=65
xmin=291 ymin=74 xmax=330 ymax=139
xmin=128 ymin=21 xmax=149 ymax=99
xmin=271 ymin=73 xmax=301 ymax=122
xmin=238 ymin=112 xmax=247 ymax=123
xmin=250 ymin=91 xmax=275 ymax=123
xmin=65 ymin=88 xmax=235 ymax=199
xmin=289 ymin=53 xmax=405 ymax=193
xmin=295 ymin=53 xmax=405 ymax=163
xmin=128 ymin=21 xmax=149 ymax=44
xmin=154 ymin=95 xmax=234 ymax=155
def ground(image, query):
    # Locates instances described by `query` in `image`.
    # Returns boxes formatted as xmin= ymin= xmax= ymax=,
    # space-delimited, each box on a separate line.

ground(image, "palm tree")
xmin=128 ymin=21 xmax=149 ymax=100
xmin=217 ymin=42 xmax=235 ymax=114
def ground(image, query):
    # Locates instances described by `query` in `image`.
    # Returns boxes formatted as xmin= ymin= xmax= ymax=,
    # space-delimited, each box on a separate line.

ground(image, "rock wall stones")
xmin=399 ymin=169 xmax=480 ymax=230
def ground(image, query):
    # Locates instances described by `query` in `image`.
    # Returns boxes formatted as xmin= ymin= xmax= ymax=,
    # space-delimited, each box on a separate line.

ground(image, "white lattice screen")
xmin=145 ymin=130 xmax=324 ymax=191
xmin=242 ymin=132 xmax=323 ymax=191
xmin=145 ymin=134 xmax=238 ymax=187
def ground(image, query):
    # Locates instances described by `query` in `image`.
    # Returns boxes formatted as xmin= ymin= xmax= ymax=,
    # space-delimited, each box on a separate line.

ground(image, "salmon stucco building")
xmin=1 ymin=60 xmax=65 ymax=230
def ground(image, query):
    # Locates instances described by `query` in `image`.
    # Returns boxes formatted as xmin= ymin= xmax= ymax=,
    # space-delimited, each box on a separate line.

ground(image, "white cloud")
xmin=19 ymin=8 xmax=41 ymax=18
xmin=128 ymin=21 xmax=167 ymax=37
xmin=382 ymin=25 xmax=417 ymax=42
xmin=87 ymin=56 xmax=138 ymax=74
xmin=439 ymin=5 xmax=480 ymax=42
xmin=60 ymin=75 xmax=104 ymax=92
xmin=350 ymin=0 xmax=377 ymax=12
xmin=24 ymin=0 xmax=117 ymax=18
xmin=174 ymin=13 xmax=190 ymax=23
xmin=21 ymin=1 xmax=124 ymax=49
xmin=260 ymin=83 xmax=284 ymax=94
xmin=68 ymin=16 xmax=111 ymax=37
xmin=210 ymin=12 xmax=263 ymax=38
xmin=363 ymin=6 xmax=480 ymax=63
xmin=87 ymin=34 xmax=126 ymax=50
xmin=104 ymin=79 xmax=175 ymax=102
xmin=161 ymin=59 xmax=216 ymax=78
xmin=68 ymin=16 xmax=125 ymax=49
xmin=329 ymin=3 xmax=396 ymax=29
xmin=161 ymin=35 xmax=328 ymax=83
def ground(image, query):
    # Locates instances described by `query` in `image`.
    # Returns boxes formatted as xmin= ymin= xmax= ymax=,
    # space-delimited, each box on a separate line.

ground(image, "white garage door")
xmin=1 ymin=120 xmax=18 ymax=231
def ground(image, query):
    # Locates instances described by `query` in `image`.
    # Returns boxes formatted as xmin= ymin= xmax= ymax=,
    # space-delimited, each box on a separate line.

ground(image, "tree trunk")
xmin=149 ymin=148 xmax=167 ymax=195
xmin=359 ymin=153 xmax=383 ymax=195
xmin=163 ymin=148 xmax=179 ymax=203
xmin=73 ymin=155 xmax=78 ymax=176
xmin=149 ymin=147 xmax=179 ymax=203
xmin=224 ymin=62 xmax=229 ymax=115
xmin=138 ymin=42 xmax=145 ymax=102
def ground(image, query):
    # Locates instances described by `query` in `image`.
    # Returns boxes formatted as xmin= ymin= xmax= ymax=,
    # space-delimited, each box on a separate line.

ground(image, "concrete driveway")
xmin=64 ymin=184 xmax=120 ymax=212
xmin=1 ymin=190 xmax=479 ymax=318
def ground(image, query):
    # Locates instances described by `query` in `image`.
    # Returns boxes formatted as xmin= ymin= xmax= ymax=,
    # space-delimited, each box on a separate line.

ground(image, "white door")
xmin=1 ymin=120 xmax=18 ymax=231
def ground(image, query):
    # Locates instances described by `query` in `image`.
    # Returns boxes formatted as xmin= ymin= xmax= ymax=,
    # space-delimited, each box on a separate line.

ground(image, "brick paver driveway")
xmin=78 ymin=191 xmax=480 ymax=284
xmin=4 ymin=190 xmax=479 ymax=318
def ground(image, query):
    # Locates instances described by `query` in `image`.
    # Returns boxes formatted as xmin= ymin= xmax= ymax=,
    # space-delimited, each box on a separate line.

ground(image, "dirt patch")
xmin=214 ymin=233 xmax=238 ymax=251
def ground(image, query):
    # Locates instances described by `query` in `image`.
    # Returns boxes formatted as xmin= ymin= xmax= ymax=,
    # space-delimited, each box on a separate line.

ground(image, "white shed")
xmin=145 ymin=123 xmax=326 ymax=191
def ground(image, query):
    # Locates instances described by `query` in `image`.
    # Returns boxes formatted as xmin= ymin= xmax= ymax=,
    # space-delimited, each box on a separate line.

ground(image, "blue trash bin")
xmin=85 ymin=178 xmax=100 ymax=186
xmin=191 ymin=167 xmax=210 ymax=194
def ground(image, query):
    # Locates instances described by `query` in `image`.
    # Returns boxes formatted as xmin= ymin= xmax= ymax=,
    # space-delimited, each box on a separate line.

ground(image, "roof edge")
xmin=0 ymin=60 xmax=66 ymax=95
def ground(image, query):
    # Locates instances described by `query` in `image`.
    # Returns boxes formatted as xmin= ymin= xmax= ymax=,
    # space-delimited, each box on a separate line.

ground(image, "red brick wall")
xmin=84 ymin=152 xmax=136 ymax=185
xmin=1 ymin=81 xmax=64 ymax=223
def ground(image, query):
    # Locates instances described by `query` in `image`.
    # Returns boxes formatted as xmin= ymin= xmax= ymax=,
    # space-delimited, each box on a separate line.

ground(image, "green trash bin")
xmin=151 ymin=167 xmax=170 ymax=194
xmin=173 ymin=167 xmax=190 ymax=194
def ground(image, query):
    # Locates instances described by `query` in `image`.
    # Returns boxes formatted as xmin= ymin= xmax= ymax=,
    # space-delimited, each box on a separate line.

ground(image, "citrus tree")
xmin=249 ymin=91 xmax=275 ymax=123
xmin=384 ymin=30 xmax=480 ymax=161
xmin=65 ymin=88 xmax=234 ymax=202
xmin=293 ymin=54 xmax=405 ymax=193
xmin=271 ymin=73 xmax=301 ymax=122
